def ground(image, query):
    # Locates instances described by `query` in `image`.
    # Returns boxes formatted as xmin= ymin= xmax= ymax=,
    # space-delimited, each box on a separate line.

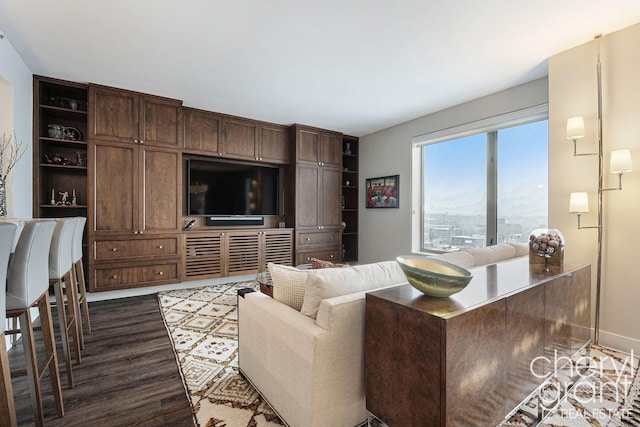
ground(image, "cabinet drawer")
xmin=93 ymin=261 xmax=179 ymax=291
xmin=297 ymin=231 xmax=340 ymax=246
xmin=95 ymin=237 xmax=178 ymax=260
xmin=296 ymin=247 xmax=341 ymax=265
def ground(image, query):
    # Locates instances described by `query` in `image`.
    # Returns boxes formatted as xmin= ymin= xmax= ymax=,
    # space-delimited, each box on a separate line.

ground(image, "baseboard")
xmin=598 ymin=330 xmax=640 ymax=355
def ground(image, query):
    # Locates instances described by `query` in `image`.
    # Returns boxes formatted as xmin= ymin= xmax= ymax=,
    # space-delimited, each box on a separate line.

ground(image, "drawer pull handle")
xmin=158 ymin=245 xmax=163 ymax=249
xmin=158 ymin=271 xmax=164 ymax=276
xmin=112 ymin=247 xmax=117 ymax=251
xmin=139 ymin=231 xmax=144 ymax=235
xmin=133 ymin=231 xmax=139 ymax=234
xmin=111 ymin=275 xmax=117 ymax=279
xmin=306 ymin=238 xmax=310 ymax=241
xmin=330 ymin=254 xmax=334 ymax=258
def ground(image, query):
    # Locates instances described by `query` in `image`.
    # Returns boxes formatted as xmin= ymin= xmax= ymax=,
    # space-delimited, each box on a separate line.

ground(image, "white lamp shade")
xmin=566 ymin=116 xmax=585 ymax=140
xmin=609 ymin=149 xmax=633 ymax=173
xmin=569 ymin=192 xmax=589 ymax=213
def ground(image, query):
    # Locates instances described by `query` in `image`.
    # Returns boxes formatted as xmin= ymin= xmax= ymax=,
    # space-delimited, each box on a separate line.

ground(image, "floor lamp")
xmin=565 ymin=35 xmax=633 ymax=346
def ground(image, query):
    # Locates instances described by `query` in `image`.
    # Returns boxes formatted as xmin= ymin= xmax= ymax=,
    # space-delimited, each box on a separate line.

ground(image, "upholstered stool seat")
xmin=0 ymin=222 xmax=18 ymax=427
xmin=6 ymin=219 xmax=64 ymax=426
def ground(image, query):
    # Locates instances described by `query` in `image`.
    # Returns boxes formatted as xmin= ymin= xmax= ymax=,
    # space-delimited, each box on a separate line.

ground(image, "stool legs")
xmin=0 ymin=332 xmax=17 ymax=427
xmin=8 ymin=292 xmax=64 ymax=426
xmin=74 ymin=259 xmax=91 ymax=348
xmin=51 ymin=270 xmax=82 ymax=389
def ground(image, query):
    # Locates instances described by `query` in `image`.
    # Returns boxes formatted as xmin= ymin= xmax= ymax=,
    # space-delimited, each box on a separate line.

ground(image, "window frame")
xmin=411 ymin=104 xmax=549 ymax=254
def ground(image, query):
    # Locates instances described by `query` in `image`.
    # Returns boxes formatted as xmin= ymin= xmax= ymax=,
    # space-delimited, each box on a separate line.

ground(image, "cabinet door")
xmin=183 ymin=233 xmax=224 ymax=280
xmin=89 ymin=85 xmax=139 ymax=143
xmin=92 ymin=142 xmax=138 ymax=234
xmin=296 ymin=165 xmax=320 ymax=229
xmin=226 ymin=231 xmax=260 ymax=275
xmin=319 ymin=167 xmax=342 ymax=228
xmin=140 ymin=146 xmax=180 ymax=232
xmin=259 ymin=124 xmax=290 ymax=164
xmin=296 ymin=127 xmax=320 ymax=164
xmin=261 ymin=229 xmax=293 ymax=270
xmin=141 ymin=96 xmax=182 ymax=147
xmin=222 ymin=117 xmax=258 ymax=160
xmin=183 ymin=108 xmax=222 ymax=155
xmin=320 ymin=132 xmax=343 ymax=167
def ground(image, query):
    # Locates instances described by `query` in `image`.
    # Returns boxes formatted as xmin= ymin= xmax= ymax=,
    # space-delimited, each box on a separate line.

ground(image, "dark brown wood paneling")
xmin=142 ymin=96 xmax=182 ymax=147
xmin=93 ymin=142 xmax=137 ymax=233
xmin=183 ymin=107 xmax=222 ymax=155
xmin=223 ymin=117 xmax=258 ymax=160
xmin=320 ymin=131 xmax=342 ymax=167
xmin=296 ymin=127 xmax=320 ymax=164
xmin=320 ymin=167 xmax=342 ymax=228
xmin=89 ymin=85 xmax=139 ymax=143
xmin=295 ymin=165 xmax=319 ymax=228
xmin=141 ymin=147 xmax=180 ymax=232
xmin=259 ymin=124 xmax=290 ymax=164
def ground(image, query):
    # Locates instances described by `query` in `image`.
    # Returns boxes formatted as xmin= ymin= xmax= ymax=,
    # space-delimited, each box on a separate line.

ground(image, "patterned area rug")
xmin=500 ymin=345 xmax=640 ymax=426
xmin=158 ymin=281 xmax=284 ymax=427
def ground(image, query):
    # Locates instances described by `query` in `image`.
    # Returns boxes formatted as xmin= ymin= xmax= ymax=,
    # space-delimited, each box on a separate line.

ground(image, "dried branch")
xmin=0 ymin=132 xmax=27 ymax=182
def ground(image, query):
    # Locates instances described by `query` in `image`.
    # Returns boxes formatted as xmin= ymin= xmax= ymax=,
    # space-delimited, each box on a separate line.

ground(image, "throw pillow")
xmin=310 ymin=257 xmax=348 ymax=269
xmin=300 ymin=260 xmax=406 ymax=319
xmin=268 ymin=262 xmax=308 ymax=311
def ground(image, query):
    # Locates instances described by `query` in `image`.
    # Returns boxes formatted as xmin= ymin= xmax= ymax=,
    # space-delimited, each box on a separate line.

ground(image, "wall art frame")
xmin=366 ymin=174 xmax=399 ymax=208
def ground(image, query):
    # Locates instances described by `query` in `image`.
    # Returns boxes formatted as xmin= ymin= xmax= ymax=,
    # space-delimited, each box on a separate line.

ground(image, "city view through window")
xmin=422 ymin=120 xmax=548 ymax=251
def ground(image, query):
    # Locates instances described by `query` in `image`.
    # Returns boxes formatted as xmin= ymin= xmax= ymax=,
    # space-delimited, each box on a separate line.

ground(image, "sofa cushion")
xmin=466 ymin=243 xmax=516 ymax=266
xmin=511 ymin=243 xmax=529 ymax=257
xmin=268 ymin=263 xmax=308 ymax=311
xmin=429 ymin=251 xmax=476 ymax=269
xmin=301 ymin=261 xmax=406 ymax=319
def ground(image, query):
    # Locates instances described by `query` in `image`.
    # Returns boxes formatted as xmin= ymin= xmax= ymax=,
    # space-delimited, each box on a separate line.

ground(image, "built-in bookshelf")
xmin=341 ymin=135 xmax=359 ymax=262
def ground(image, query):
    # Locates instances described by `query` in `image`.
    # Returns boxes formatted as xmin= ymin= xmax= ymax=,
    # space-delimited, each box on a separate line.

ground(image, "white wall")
xmin=0 ymin=28 xmax=33 ymax=218
xmin=358 ymin=78 xmax=548 ymax=264
xmin=549 ymin=24 xmax=640 ymax=353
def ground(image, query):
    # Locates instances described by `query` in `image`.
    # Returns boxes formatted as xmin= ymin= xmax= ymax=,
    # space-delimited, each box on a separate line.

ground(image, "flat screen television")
xmin=187 ymin=158 xmax=279 ymax=216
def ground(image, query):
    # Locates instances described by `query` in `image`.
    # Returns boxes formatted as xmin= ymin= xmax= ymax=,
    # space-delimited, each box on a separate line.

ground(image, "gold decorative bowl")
xmin=396 ymin=255 xmax=473 ymax=297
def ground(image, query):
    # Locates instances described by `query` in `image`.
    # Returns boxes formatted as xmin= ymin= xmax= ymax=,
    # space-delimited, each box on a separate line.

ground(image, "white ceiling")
xmin=1 ymin=1 xmax=640 ymax=137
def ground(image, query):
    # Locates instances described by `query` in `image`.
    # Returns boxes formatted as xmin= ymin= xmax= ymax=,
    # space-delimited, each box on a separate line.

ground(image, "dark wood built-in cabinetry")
xmin=341 ymin=136 xmax=359 ymax=262
xmin=33 ymin=76 xmax=89 ymax=219
xmin=182 ymin=108 xmax=290 ymax=165
xmin=183 ymin=228 xmax=293 ymax=280
xmin=34 ymin=77 xmax=350 ymax=291
xmin=33 ymin=76 xmax=90 ymax=280
xmin=289 ymin=125 xmax=343 ymax=265
xmin=88 ymin=84 xmax=183 ymax=291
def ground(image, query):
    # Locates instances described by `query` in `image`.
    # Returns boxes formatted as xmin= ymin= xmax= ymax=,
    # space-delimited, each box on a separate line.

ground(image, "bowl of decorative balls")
xmin=529 ymin=229 xmax=564 ymax=270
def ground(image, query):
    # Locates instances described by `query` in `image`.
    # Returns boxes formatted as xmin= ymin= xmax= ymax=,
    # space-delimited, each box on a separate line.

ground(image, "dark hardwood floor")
xmin=8 ymin=294 xmax=194 ymax=426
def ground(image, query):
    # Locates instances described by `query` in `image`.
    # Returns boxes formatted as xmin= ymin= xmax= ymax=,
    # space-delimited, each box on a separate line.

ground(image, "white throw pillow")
xmin=301 ymin=260 xmax=406 ymax=319
xmin=268 ymin=263 xmax=308 ymax=311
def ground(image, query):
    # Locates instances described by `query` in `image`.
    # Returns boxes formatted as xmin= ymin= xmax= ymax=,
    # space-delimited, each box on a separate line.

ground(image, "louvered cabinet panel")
xmin=226 ymin=232 xmax=260 ymax=275
xmin=184 ymin=234 xmax=223 ymax=279
xmin=262 ymin=229 xmax=293 ymax=269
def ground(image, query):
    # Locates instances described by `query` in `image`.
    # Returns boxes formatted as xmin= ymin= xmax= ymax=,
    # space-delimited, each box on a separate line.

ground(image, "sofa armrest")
xmin=238 ymin=289 xmax=370 ymax=427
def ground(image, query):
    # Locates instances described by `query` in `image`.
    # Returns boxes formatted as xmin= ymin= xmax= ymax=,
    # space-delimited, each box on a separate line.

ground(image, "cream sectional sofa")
xmin=237 ymin=243 xmax=528 ymax=427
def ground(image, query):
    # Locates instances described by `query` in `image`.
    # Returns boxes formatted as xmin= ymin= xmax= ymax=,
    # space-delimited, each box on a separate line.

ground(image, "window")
xmin=419 ymin=117 xmax=548 ymax=252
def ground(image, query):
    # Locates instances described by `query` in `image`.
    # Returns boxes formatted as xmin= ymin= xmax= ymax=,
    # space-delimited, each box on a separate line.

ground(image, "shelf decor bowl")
xmin=396 ymin=255 xmax=473 ymax=297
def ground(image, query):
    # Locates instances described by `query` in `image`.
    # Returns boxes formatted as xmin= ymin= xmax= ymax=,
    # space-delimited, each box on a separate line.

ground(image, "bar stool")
xmin=71 ymin=217 xmax=90 ymax=348
xmin=6 ymin=219 xmax=64 ymax=425
xmin=0 ymin=222 xmax=18 ymax=427
xmin=49 ymin=217 xmax=81 ymax=389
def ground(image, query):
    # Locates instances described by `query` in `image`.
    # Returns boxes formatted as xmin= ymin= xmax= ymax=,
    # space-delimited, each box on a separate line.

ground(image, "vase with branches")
xmin=0 ymin=132 xmax=27 ymax=217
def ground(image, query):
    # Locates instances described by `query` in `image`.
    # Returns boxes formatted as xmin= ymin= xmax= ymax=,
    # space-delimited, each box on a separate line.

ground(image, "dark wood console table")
xmin=365 ymin=258 xmax=591 ymax=427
